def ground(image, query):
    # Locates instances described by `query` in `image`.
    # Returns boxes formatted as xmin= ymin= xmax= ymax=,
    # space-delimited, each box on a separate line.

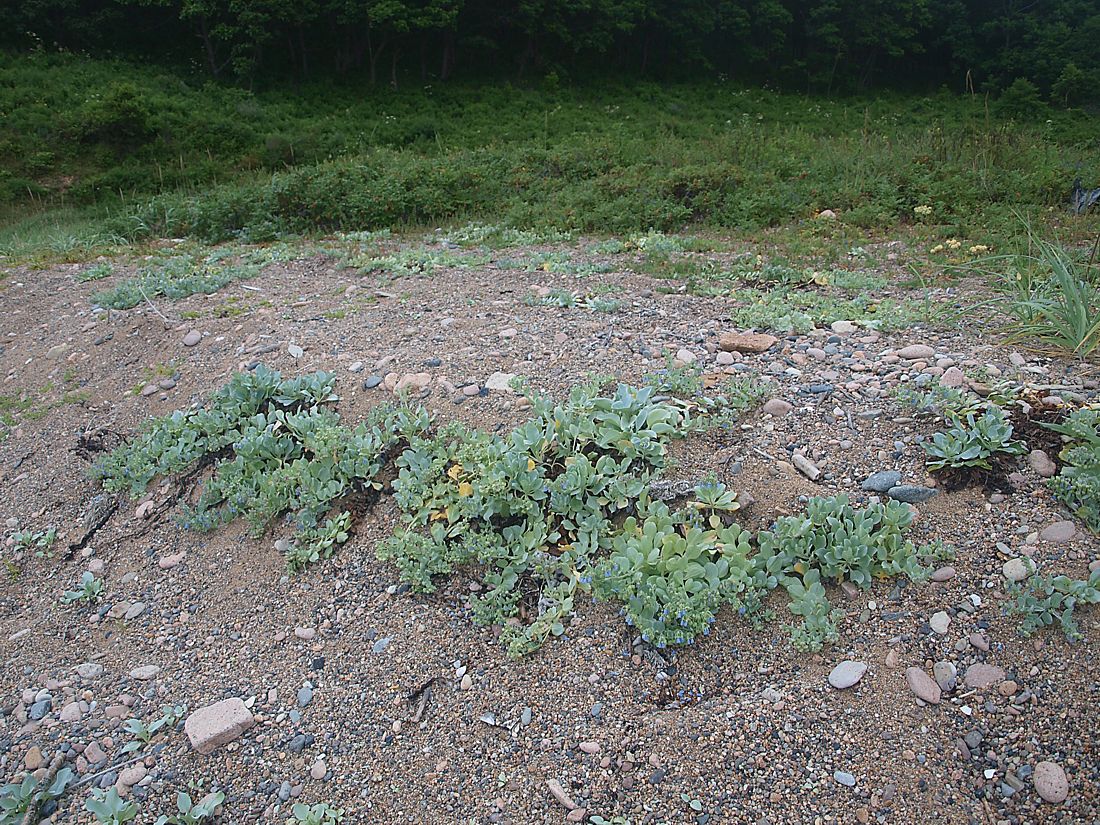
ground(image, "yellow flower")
xmin=969 ymin=244 xmax=989 ymax=254
xmin=945 ymin=239 xmax=961 ymax=250
xmin=930 ymin=244 xmax=944 ymax=253
xmin=913 ymin=205 xmax=933 ymax=216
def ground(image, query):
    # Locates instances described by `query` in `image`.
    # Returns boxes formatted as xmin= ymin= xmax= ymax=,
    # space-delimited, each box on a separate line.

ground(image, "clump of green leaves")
xmin=10 ymin=525 xmax=57 ymax=556
xmin=92 ymin=245 xmax=263 ymax=310
xmin=755 ymin=495 xmax=941 ymax=650
xmin=76 ymin=262 xmax=113 ymax=282
xmin=921 ymin=408 xmax=1026 ymax=472
xmin=1044 ymin=407 xmax=1100 ymax=532
xmin=2 ymin=764 xmax=73 ymax=824
xmin=1007 ymin=569 xmax=1100 ymax=641
xmin=381 ymin=380 xmax=704 ymax=656
xmin=895 ymin=382 xmax=984 ymax=420
xmin=92 ymin=366 xmax=419 ymax=570
xmin=291 ymin=802 xmax=345 ymax=824
xmin=62 ymin=571 xmax=104 ymax=604
xmin=590 ymin=492 xmax=754 ymax=648
xmin=154 ymin=791 xmax=225 ymax=825
xmin=86 ymin=787 xmax=138 ymax=824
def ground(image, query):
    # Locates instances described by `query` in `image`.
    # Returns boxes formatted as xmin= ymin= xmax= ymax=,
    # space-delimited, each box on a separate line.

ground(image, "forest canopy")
xmin=2 ymin=0 xmax=1098 ymax=97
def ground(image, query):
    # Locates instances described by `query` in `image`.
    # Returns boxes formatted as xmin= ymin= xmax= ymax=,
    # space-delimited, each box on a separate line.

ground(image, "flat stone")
xmin=363 ymin=375 xmax=383 ymax=389
xmin=578 ymin=741 xmax=601 ymax=754
xmin=484 ymin=372 xmax=517 ymax=392
xmin=761 ymin=398 xmax=792 ymax=418
xmin=830 ymin=320 xmax=857 ymax=333
xmin=887 ymin=485 xmax=938 ymax=504
xmin=60 ymin=701 xmax=83 ymax=722
xmin=861 ymin=470 xmax=901 ymax=493
xmin=310 ymin=759 xmax=327 ymax=781
xmin=394 ymin=372 xmax=431 ymax=393
xmin=834 ymin=771 xmax=856 ymax=787
xmin=24 ymin=746 xmax=44 ymax=771
xmin=546 ymin=778 xmax=577 ymax=810
xmin=963 ymin=663 xmax=1006 ymax=689
xmin=930 ymin=611 xmax=951 ymax=634
xmin=905 ymin=667 xmax=941 ymax=704
xmin=719 ymin=331 xmax=777 ymax=353
xmin=1028 ymin=450 xmax=1057 ymax=478
xmin=1040 ymin=521 xmax=1076 ymax=543
xmin=184 ymin=698 xmax=255 ymax=755
xmin=969 ymin=632 xmax=990 ymax=651
xmin=940 ymin=366 xmax=966 ymax=388
xmin=828 ymin=661 xmax=867 ymax=689
xmin=182 ymin=330 xmax=202 ymax=347
xmin=675 ymin=348 xmax=696 ymax=365
xmin=1034 ymin=761 xmax=1069 ymax=804
xmin=75 ymin=662 xmax=104 ymax=679
xmin=123 ymin=602 xmax=146 ymax=620
xmin=129 ymin=665 xmax=161 ymax=681
xmin=158 ymin=552 xmax=186 ymax=569
xmin=897 ymin=344 xmax=935 ymax=359
xmin=119 ymin=765 xmax=147 ymax=786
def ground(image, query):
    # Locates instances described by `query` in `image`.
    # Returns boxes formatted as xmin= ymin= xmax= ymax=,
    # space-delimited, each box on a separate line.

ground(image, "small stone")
xmin=834 ymin=771 xmax=856 ymax=787
xmin=124 ymin=602 xmax=146 ymax=620
xmin=1033 ymin=761 xmax=1069 ymax=804
xmin=1002 ymin=557 xmax=1033 ymax=583
xmin=817 ymin=209 xmax=837 ymax=220
xmin=933 ymin=661 xmax=957 ymax=692
xmin=395 ymin=372 xmax=431 ymax=393
xmin=182 ymin=330 xmax=202 ymax=347
xmin=288 ymin=343 xmax=304 ymax=358
xmin=310 ymin=760 xmax=327 ymax=781
xmin=363 ymin=375 xmax=383 ymax=389
xmin=1027 ymin=450 xmax=1057 ymax=478
xmin=861 ymin=470 xmax=901 ymax=493
xmin=675 ymin=348 xmax=697 ymax=365
xmin=348 ymin=361 xmax=364 ymax=373
xmin=294 ymin=626 xmax=316 ymax=641
xmin=828 ymin=661 xmax=867 ymax=689
xmin=578 ymin=742 xmax=601 ymax=754
xmin=184 ymin=698 xmax=255 ymax=755
xmin=60 ymin=701 xmax=83 ymax=722
xmin=119 ymin=765 xmax=147 ymax=786
xmin=719 ymin=331 xmax=777 ymax=353
xmin=24 ymin=746 xmax=44 ymax=771
xmin=75 ymin=663 xmax=104 ymax=680
xmin=905 ymin=667 xmax=942 ymax=704
xmin=963 ymin=663 xmax=1006 ymax=689
xmin=940 ymin=366 xmax=966 ymax=388
xmin=297 ymin=686 xmax=313 ymax=707
xmin=546 ymin=779 xmax=577 ymax=810
xmin=969 ymin=632 xmax=990 ymax=651
xmin=897 ymin=344 xmax=935 ymax=359
xmin=887 ymin=485 xmax=938 ymax=504
xmin=29 ymin=699 xmax=51 ymax=720
xmin=761 ymin=398 xmax=792 ymax=418
xmin=158 ymin=552 xmax=186 ymax=569
xmin=830 ymin=320 xmax=857 ymax=334
xmin=460 ymin=674 xmax=473 ymax=690
xmin=930 ymin=611 xmax=951 ymax=634
xmin=931 ymin=566 xmax=956 ymax=582
xmin=1040 ymin=521 xmax=1076 ymax=543
xmin=129 ymin=665 xmax=160 ymax=681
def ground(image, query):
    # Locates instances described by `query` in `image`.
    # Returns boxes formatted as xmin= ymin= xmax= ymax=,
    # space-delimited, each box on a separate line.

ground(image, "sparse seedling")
xmin=2 ymin=764 xmax=73 ymax=824
xmin=154 ymin=791 xmax=225 ymax=825
xmin=86 ymin=787 xmax=138 ymax=824
xmin=76 ymin=262 xmax=114 ymax=282
xmin=291 ymin=802 xmax=345 ymax=824
xmin=62 ymin=571 xmax=105 ymax=604
xmin=1007 ymin=569 xmax=1100 ymax=641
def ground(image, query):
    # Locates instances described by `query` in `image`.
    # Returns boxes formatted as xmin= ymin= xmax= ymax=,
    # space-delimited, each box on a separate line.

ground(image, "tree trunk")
xmin=298 ymin=25 xmax=309 ymax=77
xmin=196 ymin=16 xmax=220 ymax=77
xmin=390 ymin=45 xmax=400 ymax=88
xmin=440 ymin=31 xmax=455 ymax=80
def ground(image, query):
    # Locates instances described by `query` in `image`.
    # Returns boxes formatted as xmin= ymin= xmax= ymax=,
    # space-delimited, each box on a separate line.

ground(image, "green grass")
xmin=2 ymin=51 xmax=1099 ymax=254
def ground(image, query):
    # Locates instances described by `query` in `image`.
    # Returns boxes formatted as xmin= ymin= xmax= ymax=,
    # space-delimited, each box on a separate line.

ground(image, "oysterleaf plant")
xmin=95 ymin=368 xmax=951 ymax=656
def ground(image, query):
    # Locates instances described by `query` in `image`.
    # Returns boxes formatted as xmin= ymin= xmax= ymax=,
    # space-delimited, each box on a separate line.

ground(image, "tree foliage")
xmin=1 ymin=0 xmax=1097 ymax=95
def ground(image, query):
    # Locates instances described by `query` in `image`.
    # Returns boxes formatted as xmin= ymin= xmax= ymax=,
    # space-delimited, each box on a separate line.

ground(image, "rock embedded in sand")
xmin=905 ymin=667 xmax=941 ymax=704
xmin=185 ymin=698 xmax=255 ymax=755
xmin=719 ymin=331 xmax=777 ymax=353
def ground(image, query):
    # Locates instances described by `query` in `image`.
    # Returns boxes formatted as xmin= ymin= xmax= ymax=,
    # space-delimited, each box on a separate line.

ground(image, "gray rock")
xmin=761 ymin=399 xmax=793 ymax=418
xmin=930 ymin=611 xmax=951 ymax=634
xmin=363 ymin=375 xmax=383 ymax=389
xmin=834 ymin=771 xmax=856 ymax=787
xmin=371 ymin=636 xmax=392 ymax=654
xmin=792 ymin=454 xmax=821 ymax=481
xmin=129 ymin=665 xmax=161 ymax=681
xmin=828 ymin=660 xmax=868 ymax=689
xmin=897 ymin=344 xmax=935 ymax=359
xmin=931 ymin=566 xmax=956 ymax=582
xmin=932 ymin=660 xmax=957 ymax=692
xmin=1002 ymin=557 xmax=1033 ymax=583
xmin=29 ymin=699 xmax=51 ymax=720
xmin=75 ymin=662 xmax=104 ymax=680
xmin=297 ymin=686 xmax=313 ymax=708
xmin=182 ymin=330 xmax=202 ymax=347
xmin=887 ymin=485 xmax=938 ymax=504
xmin=861 ymin=470 xmax=901 ymax=493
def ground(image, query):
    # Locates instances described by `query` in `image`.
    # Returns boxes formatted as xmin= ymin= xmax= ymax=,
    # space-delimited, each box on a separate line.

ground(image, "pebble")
xmin=1034 ymin=760 xmax=1069 ymax=804
xmin=578 ymin=742 xmax=601 ymax=754
xmin=828 ymin=660 xmax=867 ymax=689
xmin=887 ymin=485 xmax=938 ymax=504
xmin=904 ymin=667 xmax=942 ymax=704
xmin=297 ymin=686 xmax=314 ymax=707
xmin=897 ymin=344 xmax=935 ymax=359
xmin=75 ymin=662 xmax=104 ymax=679
xmin=119 ymin=765 xmax=147 ymax=786
xmin=761 ymin=398 xmax=793 ymax=418
xmin=158 ymin=552 xmax=186 ymax=569
xmin=932 ymin=661 xmax=957 ymax=692
xmin=129 ymin=665 xmax=161 ymax=680
xmin=1027 ymin=449 xmax=1057 ymax=478
xmin=931 ymin=566 xmax=956 ymax=582
xmin=484 ymin=372 xmax=516 ymax=392
xmin=929 ymin=611 xmax=951 ymax=634
xmin=792 ymin=454 xmax=821 ymax=481
xmin=675 ymin=348 xmax=697 ymax=365
xmin=182 ymin=330 xmax=202 ymax=347
xmin=363 ymin=375 xmax=383 ymax=389
xmin=310 ymin=759 xmax=327 ymax=781
xmin=834 ymin=771 xmax=856 ymax=787
xmin=1002 ymin=557 xmax=1033 ymax=583
xmin=861 ymin=470 xmax=901 ymax=493
xmin=24 ymin=746 xmax=45 ymax=770
xmin=1039 ymin=521 xmax=1076 ymax=543
xmin=719 ymin=331 xmax=777 ymax=353
xmin=963 ymin=663 xmax=1006 ymax=689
